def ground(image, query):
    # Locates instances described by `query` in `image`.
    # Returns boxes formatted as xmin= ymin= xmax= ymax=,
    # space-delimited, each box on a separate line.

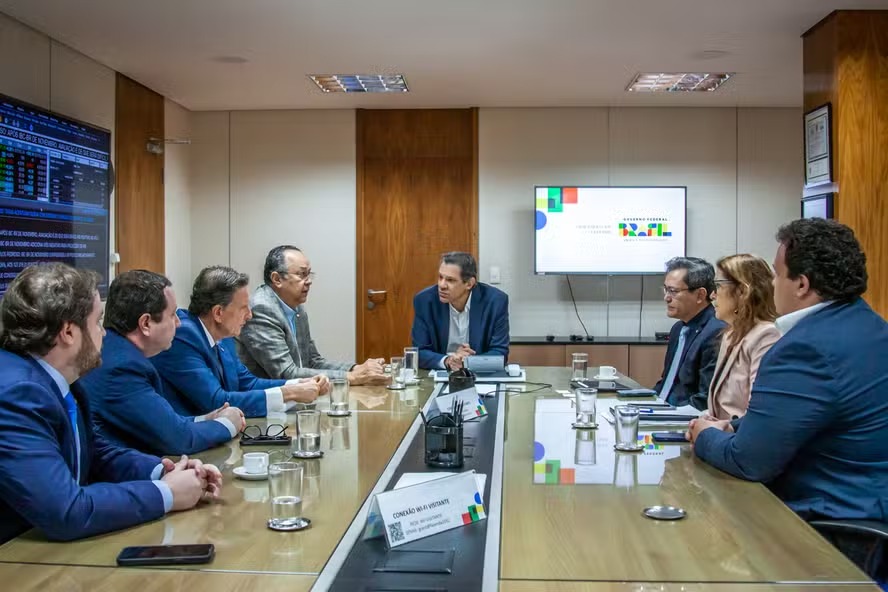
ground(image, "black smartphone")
xmin=651 ymin=432 xmax=689 ymax=443
xmin=116 ymin=544 xmax=215 ymax=566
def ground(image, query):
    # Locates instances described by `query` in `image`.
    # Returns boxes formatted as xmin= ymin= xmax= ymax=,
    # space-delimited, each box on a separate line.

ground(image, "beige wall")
xmin=479 ymin=107 xmax=802 ymax=338
xmin=190 ymin=110 xmax=357 ymax=362
xmin=163 ymin=99 xmax=193 ymax=297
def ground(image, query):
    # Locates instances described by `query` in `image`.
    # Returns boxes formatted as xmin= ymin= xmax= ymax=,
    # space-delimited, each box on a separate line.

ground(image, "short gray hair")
xmin=0 ymin=263 xmax=98 ymax=356
xmin=665 ymin=257 xmax=716 ymax=299
xmin=441 ymin=252 xmax=477 ymax=282
xmin=188 ymin=266 xmax=249 ymax=316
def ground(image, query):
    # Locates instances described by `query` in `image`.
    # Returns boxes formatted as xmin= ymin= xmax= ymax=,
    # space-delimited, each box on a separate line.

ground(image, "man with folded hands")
xmin=80 ymin=270 xmax=246 ymax=455
xmin=0 ymin=263 xmax=221 ymax=543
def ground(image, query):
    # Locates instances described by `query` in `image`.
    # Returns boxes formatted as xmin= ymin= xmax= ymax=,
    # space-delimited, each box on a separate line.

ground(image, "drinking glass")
xmin=387 ymin=356 xmax=406 ymax=390
xmin=295 ymin=410 xmax=321 ymax=456
xmin=329 ymin=416 xmax=351 ymax=450
xmin=614 ymin=405 xmax=642 ymax=451
xmin=403 ymin=347 xmax=420 ymax=385
xmin=573 ymin=387 xmax=598 ymax=428
xmin=571 ymin=353 xmax=588 ymax=380
xmin=328 ymin=378 xmax=349 ymax=416
xmin=267 ymin=462 xmax=308 ymax=530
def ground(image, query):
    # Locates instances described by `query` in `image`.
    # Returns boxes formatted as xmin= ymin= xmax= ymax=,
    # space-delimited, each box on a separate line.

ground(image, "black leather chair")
xmin=810 ymin=519 xmax=888 ymax=579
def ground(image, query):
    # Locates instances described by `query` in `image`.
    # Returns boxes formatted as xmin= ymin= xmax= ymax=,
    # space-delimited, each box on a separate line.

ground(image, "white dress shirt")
xmin=440 ymin=292 xmax=473 ymax=369
xmin=774 ymin=301 xmax=833 ymax=335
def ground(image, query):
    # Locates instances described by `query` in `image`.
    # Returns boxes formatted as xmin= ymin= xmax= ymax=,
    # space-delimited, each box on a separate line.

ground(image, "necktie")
xmin=63 ymin=392 xmax=81 ymax=483
xmin=661 ymin=325 xmax=690 ymax=404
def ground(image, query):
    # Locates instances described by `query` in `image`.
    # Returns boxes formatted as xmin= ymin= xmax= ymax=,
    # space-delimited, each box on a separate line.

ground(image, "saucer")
xmin=614 ymin=443 xmax=645 ymax=452
xmin=234 ymin=466 xmax=268 ymax=480
xmin=594 ymin=374 xmax=618 ymax=381
xmin=572 ymin=422 xmax=598 ymax=430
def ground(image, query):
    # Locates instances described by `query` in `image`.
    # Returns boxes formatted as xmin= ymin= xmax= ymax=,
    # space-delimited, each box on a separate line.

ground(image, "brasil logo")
xmin=619 ymin=222 xmax=672 ymax=237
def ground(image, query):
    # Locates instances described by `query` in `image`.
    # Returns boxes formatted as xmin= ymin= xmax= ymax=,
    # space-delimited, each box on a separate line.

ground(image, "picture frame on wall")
xmin=804 ymin=104 xmax=832 ymax=187
xmin=801 ymin=192 xmax=835 ymax=219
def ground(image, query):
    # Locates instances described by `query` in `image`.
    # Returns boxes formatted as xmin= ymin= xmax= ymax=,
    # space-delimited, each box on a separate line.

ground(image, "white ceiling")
xmin=2 ymin=0 xmax=887 ymax=111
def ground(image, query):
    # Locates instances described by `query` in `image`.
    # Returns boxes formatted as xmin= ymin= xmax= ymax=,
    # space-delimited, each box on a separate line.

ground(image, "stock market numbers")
xmin=1 ymin=143 xmax=48 ymax=200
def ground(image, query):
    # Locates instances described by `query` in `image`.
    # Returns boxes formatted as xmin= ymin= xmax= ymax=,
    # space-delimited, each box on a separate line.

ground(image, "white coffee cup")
xmin=598 ymin=365 xmax=617 ymax=378
xmin=242 ymin=452 xmax=269 ymax=475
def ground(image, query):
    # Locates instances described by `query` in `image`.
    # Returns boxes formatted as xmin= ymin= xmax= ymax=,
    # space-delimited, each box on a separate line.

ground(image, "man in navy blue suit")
xmin=80 ymin=270 xmax=245 ymax=456
xmin=653 ymin=257 xmax=726 ymax=407
xmin=0 ymin=263 xmax=221 ymax=543
xmin=152 ymin=266 xmax=328 ymax=418
xmin=689 ymin=219 xmax=888 ymax=524
xmin=411 ymin=252 xmax=509 ymax=370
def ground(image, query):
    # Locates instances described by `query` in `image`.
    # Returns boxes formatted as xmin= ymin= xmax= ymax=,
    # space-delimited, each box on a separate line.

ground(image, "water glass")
xmin=296 ymin=410 xmax=321 ymax=454
xmin=574 ymin=429 xmax=597 ymax=466
xmin=571 ymin=352 xmax=588 ymax=380
xmin=328 ymin=378 xmax=349 ymax=416
xmin=268 ymin=462 xmax=307 ymax=530
xmin=573 ymin=387 xmax=598 ymax=428
xmin=614 ymin=405 xmax=642 ymax=451
xmin=613 ymin=452 xmax=639 ymax=488
xmin=388 ymin=356 xmax=406 ymax=390
xmin=403 ymin=347 xmax=420 ymax=384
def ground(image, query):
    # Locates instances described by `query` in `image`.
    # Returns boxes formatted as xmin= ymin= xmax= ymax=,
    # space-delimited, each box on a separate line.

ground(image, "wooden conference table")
xmin=0 ymin=368 xmax=876 ymax=590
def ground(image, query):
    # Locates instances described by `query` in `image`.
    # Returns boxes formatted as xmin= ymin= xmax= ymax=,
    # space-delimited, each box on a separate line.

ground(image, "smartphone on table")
xmin=116 ymin=544 xmax=215 ymax=566
xmin=651 ymin=432 xmax=689 ymax=443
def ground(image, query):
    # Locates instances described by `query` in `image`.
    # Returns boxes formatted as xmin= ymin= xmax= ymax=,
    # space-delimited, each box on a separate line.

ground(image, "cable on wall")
xmin=638 ymin=275 xmax=644 ymax=338
xmin=566 ymin=275 xmax=590 ymax=338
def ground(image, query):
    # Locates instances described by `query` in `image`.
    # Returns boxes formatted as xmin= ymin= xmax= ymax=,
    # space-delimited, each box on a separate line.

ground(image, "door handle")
xmin=367 ymin=290 xmax=387 ymax=296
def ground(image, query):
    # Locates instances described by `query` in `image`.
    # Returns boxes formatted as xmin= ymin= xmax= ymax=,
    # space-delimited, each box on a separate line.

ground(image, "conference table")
xmin=0 ymin=368 xmax=877 ymax=591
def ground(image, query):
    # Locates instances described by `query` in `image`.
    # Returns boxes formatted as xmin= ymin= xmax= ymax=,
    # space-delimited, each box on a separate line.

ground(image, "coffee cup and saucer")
xmin=594 ymin=366 xmax=619 ymax=380
xmin=234 ymin=452 xmax=269 ymax=480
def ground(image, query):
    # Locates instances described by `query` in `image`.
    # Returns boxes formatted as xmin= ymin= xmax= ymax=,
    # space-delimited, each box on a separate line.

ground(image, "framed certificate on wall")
xmin=804 ymin=104 xmax=832 ymax=187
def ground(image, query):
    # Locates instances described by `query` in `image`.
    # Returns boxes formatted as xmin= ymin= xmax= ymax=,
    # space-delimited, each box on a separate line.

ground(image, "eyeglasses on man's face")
xmin=284 ymin=269 xmax=316 ymax=282
xmin=662 ymin=285 xmax=692 ymax=297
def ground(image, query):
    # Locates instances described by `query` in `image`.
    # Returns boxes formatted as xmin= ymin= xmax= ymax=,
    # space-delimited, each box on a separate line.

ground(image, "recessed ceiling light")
xmin=626 ymin=73 xmax=733 ymax=92
xmin=308 ymin=74 xmax=409 ymax=94
xmin=211 ymin=56 xmax=249 ymax=64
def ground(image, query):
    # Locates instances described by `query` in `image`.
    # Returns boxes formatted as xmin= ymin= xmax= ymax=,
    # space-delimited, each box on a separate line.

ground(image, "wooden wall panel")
xmin=804 ymin=11 xmax=888 ymax=319
xmin=509 ymin=344 xmax=566 ymax=367
xmin=628 ymin=344 xmax=668 ymax=389
xmin=115 ymin=74 xmax=164 ymax=273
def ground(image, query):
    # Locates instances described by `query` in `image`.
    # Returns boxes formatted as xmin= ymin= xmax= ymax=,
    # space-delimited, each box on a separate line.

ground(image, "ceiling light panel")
xmin=308 ymin=74 xmax=409 ymax=93
xmin=626 ymin=73 xmax=733 ymax=92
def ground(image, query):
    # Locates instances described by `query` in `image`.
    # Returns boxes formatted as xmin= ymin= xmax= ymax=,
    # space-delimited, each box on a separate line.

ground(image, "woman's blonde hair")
xmin=716 ymin=254 xmax=777 ymax=348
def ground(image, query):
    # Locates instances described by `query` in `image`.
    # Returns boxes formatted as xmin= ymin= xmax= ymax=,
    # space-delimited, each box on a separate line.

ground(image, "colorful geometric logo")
xmin=533 ymin=458 xmax=576 ymax=484
xmin=618 ymin=222 xmax=672 ymax=237
xmin=639 ymin=434 xmax=663 ymax=451
xmin=461 ymin=491 xmax=486 ymax=524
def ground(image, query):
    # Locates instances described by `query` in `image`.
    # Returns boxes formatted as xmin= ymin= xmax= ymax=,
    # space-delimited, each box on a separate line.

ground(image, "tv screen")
xmin=535 ymin=186 xmax=687 ymax=275
xmin=0 ymin=93 xmax=111 ymax=296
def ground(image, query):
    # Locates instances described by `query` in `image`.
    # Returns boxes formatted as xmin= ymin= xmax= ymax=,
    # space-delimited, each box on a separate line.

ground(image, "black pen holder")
xmin=424 ymin=414 xmax=464 ymax=468
xmin=448 ymin=368 xmax=476 ymax=393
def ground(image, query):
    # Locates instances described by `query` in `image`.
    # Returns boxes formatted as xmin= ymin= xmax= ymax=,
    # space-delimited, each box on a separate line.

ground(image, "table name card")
xmin=435 ymin=387 xmax=488 ymax=421
xmin=364 ymin=471 xmax=486 ymax=548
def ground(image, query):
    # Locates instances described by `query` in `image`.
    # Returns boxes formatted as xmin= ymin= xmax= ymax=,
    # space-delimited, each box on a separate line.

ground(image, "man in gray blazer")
xmin=236 ymin=246 xmax=387 ymax=385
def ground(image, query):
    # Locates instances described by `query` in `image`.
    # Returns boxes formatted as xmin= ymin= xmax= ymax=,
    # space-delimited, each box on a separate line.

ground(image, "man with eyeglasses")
xmin=653 ymin=257 xmax=725 ymax=408
xmin=236 ymin=246 xmax=387 ymax=385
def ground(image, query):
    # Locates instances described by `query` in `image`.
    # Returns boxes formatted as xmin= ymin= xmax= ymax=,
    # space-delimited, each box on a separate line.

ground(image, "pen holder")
xmin=424 ymin=414 xmax=464 ymax=468
xmin=448 ymin=368 xmax=476 ymax=393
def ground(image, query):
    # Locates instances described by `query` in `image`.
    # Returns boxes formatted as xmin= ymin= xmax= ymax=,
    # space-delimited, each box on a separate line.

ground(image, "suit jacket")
xmin=695 ymin=298 xmax=888 ymax=521
xmin=0 ymin=350 xmax=164 ymax=543
xmin=411 ymin=283 xmax=510 ymax=370
xmin=706 ymin=322 xmax=781 ymax=420
xmin=236 ymin=284 xmax=353 ymax=380
xmin=79 ymin=330 xmax=234 ymax=456
xmin=151 ymin=310 xmax=285 ymax=418
xmin=653 ymin=305 xmax=726 ymax=408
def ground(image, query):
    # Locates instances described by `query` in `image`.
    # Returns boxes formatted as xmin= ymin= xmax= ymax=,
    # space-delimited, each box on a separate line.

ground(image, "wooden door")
xmin=356 ymin=109 xmax=478 ymax=361
xmin=115 ymin=74 xmax=165 ymax=273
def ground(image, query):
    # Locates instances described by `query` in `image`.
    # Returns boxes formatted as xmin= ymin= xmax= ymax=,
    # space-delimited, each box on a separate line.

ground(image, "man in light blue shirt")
xmin=0 ymin=263 xmax=221 ymax=543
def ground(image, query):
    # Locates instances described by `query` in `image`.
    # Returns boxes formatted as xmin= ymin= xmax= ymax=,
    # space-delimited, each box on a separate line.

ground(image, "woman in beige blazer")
xmin=705 ymin=254 xmax=781 ymax=420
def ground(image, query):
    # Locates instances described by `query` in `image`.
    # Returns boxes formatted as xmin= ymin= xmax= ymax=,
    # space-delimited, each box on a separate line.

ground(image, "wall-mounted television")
xmin=801 ymin=192 xmax=834 ymax=219
xmin=0 ymin=93 xmax=111 ymax=296
xmin=534 ymin=186 xmax=687 ymax=275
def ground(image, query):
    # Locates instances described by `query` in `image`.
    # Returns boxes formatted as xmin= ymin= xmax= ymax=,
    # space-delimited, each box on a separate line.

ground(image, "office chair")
xmin=810 ymin=519 xmax=888 ymax=579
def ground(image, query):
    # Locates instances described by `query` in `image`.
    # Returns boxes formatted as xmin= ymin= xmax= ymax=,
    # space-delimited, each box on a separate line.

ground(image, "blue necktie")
xmin=63 ymin=392 xmax=81 ymax=483
xmin=660 ymin=325 xmax=690 ymax=404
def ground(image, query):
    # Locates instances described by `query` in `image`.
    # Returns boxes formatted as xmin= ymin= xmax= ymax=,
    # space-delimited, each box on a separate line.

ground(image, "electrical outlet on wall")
xmin=489 ymin=266 xmax=501 ymax=284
